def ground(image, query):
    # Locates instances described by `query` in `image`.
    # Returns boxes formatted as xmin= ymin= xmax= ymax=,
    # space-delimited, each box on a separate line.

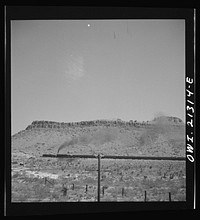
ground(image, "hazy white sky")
xmin=11 ymin=19 xmax=185 ymax=134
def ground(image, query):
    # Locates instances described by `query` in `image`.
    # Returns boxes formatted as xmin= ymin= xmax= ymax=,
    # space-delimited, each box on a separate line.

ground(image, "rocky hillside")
xmin=12 ymin=116 xmax=185 ymax=159
xmin=24 ymin=116 xmax=183 ymax=130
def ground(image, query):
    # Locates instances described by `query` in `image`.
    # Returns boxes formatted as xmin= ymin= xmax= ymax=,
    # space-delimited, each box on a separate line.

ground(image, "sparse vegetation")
xmin=12 ymin=158 xmax=186 ymax=202
xmin=12 ymin=117 xmax=185 ymax=202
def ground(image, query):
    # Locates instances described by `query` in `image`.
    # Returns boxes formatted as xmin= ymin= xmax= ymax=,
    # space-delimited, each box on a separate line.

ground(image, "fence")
xmin=42 ymin=153 xmax=186 ymax=202
xmin=42 ymin=178 xmax=175 ymax=202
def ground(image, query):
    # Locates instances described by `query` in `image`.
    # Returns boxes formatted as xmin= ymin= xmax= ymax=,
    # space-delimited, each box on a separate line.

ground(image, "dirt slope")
xmin=12 ymin=117 xmax=185 ymax=159
xmin=11 ymin=117 xmax=186 ymax=202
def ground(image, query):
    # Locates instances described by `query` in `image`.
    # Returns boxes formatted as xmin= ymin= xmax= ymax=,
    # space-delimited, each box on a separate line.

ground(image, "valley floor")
xmin=11 ymin=156 xmax=186 ymax=202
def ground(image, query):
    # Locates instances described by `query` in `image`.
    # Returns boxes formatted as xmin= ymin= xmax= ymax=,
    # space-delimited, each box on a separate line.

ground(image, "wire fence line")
xmin=42 ymin=176 xmax=176 ymax=202
xmin=41 ymin=153 xmax=186 ymax=202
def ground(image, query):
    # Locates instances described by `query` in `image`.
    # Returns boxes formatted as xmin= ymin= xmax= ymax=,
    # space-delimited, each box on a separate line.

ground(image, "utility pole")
xmin=97 ymin=154 xmax=101 ymax=202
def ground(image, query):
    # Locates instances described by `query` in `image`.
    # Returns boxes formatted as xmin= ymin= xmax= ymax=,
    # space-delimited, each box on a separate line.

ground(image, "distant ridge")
xmin=12 ymin=115 xmax=185 ymax=157
xmin=24 ymin=116 xmax=184 ymax=132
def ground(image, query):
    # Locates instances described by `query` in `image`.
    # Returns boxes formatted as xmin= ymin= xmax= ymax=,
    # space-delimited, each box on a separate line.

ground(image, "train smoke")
xmin=57 ymin=127 xmax=119 ymax=154
xmin=57 ymin=137 xmax=79 ymax=154
xmin=139 ymin=113 xmax=171 ymax=146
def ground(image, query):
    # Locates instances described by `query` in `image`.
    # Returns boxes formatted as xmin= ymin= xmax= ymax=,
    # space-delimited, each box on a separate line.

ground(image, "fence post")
xmin=144 ymin=191 xmax=147 ymax=202
xmin=85 ymin=184 xmax=88 ymax=193
xmin=169 ymin=192 xmax=171 ymax=202
xmin=72 ymin=183 xmax=74 ymax=190
xmin=62 ymin=186 xmax=68 ymax=196
xmin=97 ymin=154 xmax=101 ymax=202
xmin=122 ymin=187 xmax=124 ymax=197
xmin=102 ymin=186 xmax=104 ymax=197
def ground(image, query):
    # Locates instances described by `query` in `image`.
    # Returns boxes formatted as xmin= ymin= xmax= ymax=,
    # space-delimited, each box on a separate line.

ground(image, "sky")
xmin=11 ymin=19 xmax=185 ymax=135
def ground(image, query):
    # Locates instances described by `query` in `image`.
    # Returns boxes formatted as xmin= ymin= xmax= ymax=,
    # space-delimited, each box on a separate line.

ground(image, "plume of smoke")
xmin=57 ymin=137 xmax=79 ymax=154
xmin=89 ymin=127 xmax=119 ymax=145
xmin=139 ymin=113 xmax=171 ymax=146
xmin=57 ymin=127 xmax=119 ymax=154
xmin=153 ymin=112 xmax=171 ymax=134
xmin=154 ymin=111 xmax=166 ymax=119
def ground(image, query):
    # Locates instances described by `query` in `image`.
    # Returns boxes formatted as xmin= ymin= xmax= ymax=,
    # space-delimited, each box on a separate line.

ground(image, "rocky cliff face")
xmin=25 ymin=117 xmax=184 ymax=131
xmin=12 ymin=116 xmax=185 ymax=158
xmin=25 ymin=119 xmax=145 ymax=130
